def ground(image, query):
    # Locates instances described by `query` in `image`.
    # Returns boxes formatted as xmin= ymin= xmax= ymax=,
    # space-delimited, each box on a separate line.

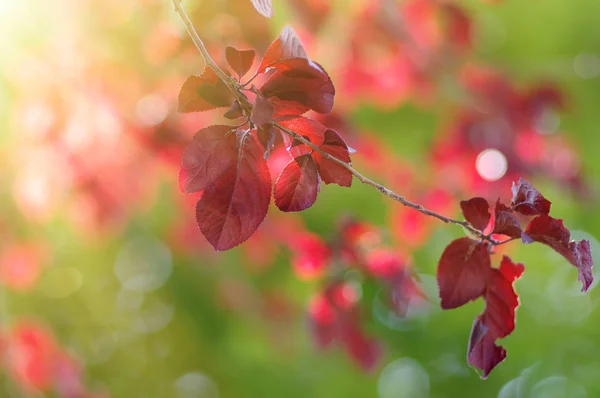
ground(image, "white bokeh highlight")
xmin=476 ymin=148 xmax=508 ymax=181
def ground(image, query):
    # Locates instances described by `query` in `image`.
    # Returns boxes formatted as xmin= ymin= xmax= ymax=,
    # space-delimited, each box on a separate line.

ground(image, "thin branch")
xmin=172 ymin=0 xmax=253 ymax=114
xmin=273 ymin=122 xmax=495 ymax=244
xmin=171 ymin=0 xmax=498 ymax=246
xmin=172 ymin=0 xmax=229 ymax=82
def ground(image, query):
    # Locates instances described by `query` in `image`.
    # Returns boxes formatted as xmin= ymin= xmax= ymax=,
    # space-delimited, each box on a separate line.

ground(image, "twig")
xmin=171 ymin=0 xmax=498 ymax=246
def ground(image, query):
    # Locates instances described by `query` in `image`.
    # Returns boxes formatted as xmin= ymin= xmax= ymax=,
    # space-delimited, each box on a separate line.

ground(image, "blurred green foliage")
xmin=1 ymin=0 xmax=600 ymax=397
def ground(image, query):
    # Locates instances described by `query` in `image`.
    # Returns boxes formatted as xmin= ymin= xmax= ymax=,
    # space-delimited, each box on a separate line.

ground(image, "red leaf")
xmin=257 ymin=125 xmax=277 ymax=159
xmin=308 ymin=282 xmax=382 ymax=371
xmin=289 ymin=233 xmax=331 ymax=279
xmin=314 ymin=129 xmax=352 ymax=187
xmin=257 ymin=25 xmax=307 ymax=74
xmin=468 ymin=256 xmax=524 ymax=378
xmin=467 ymin=318 xmax=506 ymax=379
xmin=178 ymin=125 xmax=237 ymax=193
xmin=460 ymin=197 xmax=490 ymax=231
xmin=178 ymin=68 xmax=232 ymax=113
xmin=275 ymin=155 xmax=320 ymax=212
xmin=510 ymin=178 xmax=551 ymax=216
xmin=492 ymin=199 xmax=523 ymax=239
xmin=196 ymin=132 xmax=271 ymax=251
xmin=270 ymin=97 xmax=311 ymax=118
xmin=482 ymin=256 xmax=524 ymax=338
xmin=261 ymin=58 xmax=335 ymax=114
xmin=225 ymin=46 xmax=256 ymax=79
xmin=437 ymin=237 xmax=490 ymax=309
xmin=525 ymin=215 xmax=594 ymax=291
xmin=442 ymin=4 xmax=472 ymax=51
xmin=250 ymin=0 xmax=273 ymax=18
xmin=343 ymin=326 xmax=382 ymax=372
xmin=251 ymin=94 xmax=274 ymax=126
xmin=277 ymin=116 xmax=327 ymax=157
xmin=365 ymin=250 xmax=423 ymax=317
xmin=223 ymin=100 xmax=244 ymax=119
xmin=308 ymin=294 xmax=336 ymax=348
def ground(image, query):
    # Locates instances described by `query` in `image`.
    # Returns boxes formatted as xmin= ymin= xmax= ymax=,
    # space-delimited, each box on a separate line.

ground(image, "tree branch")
xmin=171 ymin=0 xmax=498 ymax=246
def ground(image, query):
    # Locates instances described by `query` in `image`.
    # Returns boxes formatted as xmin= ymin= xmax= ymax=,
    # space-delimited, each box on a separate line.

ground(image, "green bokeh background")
xmin=1 ymin=0 xmax=600 ymax=397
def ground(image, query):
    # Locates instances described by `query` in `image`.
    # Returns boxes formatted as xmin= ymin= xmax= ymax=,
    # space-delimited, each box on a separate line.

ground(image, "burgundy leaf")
xmin=525 ymin=215 xmax=594 ymax=291
xmin=510 ymin=178 xmax=551 ymax=216
xmin=468 ymin=256 xmax=524 ymax=378
xmin=437 ymin=237 xmax=491 ymax=309
xmin=482 ymin=256 xmax=524 ymax=339
xmin=251 ymin=94 xmax=274 ymax=126
xmin=313 ymin=129 xmax=352 ymax=187
xmin=275 ymin=154 xmax=319 ymax=212
xmin=178 ymin=125 xmax=237 ymax=193
xmin=343 ymin=326 xmax=382 ymax=372
xmin=178 ymin=68 xmax=232 ymax=113
xmin=309 ymin=283 xmax=382 ymax=371
xmin=467 ymin=318 xmax=506 ymax=379
xmin=289 ymin=233 xmax=331 ymax=279
xmin=250 ymin=0 xmax=273 ymax=18
xmin=308 ymin=294 xmax=336 ymax=348
xmin=261 ymin=58 xmax=335 ymax=114
xmin=277 ymin=116 xmax=327 ymax=157
xmin=257 ymin=125 xmax=277 ymax=159
xmin=270 ymin=97 xmax=311 ymax=118
xmin=492 ymin=199 xmax=523 ymax=239
xmin=196 ymin=132 xmax=271 ymax=251
xmin=460 ymin=197 xmax=491 ymax=231
xmin=572 ymin=240 xmax=594 ymax=292
xmin=257 ymin=25 xmax=307 ymax=74
xmin=225 ymin=46 xmax=256 ymax=79
xmin=223 ymin=100 xmax=244 ymax=119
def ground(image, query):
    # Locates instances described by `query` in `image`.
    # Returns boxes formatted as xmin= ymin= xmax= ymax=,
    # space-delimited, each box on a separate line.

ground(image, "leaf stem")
xmin=172 ymin=0 xmax=498 ymax=246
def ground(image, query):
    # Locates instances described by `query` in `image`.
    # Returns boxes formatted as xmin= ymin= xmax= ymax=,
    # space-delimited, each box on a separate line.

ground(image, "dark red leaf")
xmin=261 ymin=58 xmax=335 ymax=114
xmin=510 ymin=178 xmax=551 ymax=216
xmin=289 ymin=233 xmax=331 ymax=279
xmin=257 ymin=25 xmax=307 ymax=74
xmin=492 ymin=199 xmax=523 ymax=239
xmin=225 ymin=46 xmax=255 ymax=79
xmin=313 ymin=129 xmax=352 ymax=187
xmin=467 ymin=318 xmax=506 ymax=379
xmin=178 ymin=68 xmax=232 ymax=113
xmin=468 ymin=256 xmax=524 ymax=378
xmin=308 ymin=294 xmax=336 ymax=348
xmin=270 ymin=97 xmax=311 ymax=118
xmin=257 ymin=125 xmax=277 ymax=159
xmin=572 ymin=240 xmax=594 ymax=292
xmin=178 ymin=125 xmax=237 ymax=193
xmin=277 ymin=116 xmax=327 ymax=157
xmin=525 ymin=215 xmax=594 ymax=291
xmin=343 ymin=326 xmax=382 ymax=372
xmin=275 ymin=155 xmax=319 ymax=212
xmin=251 ymin=95 xmax=274 ymax=126
xmin=223 ymin=100 xmax=244 ymax=119
xmin=250 ymin=0 xmax=273 ymax=18
xmin=363 ymin=250 xmax=423 ymax=318
xmin=437 ymin=237 xmax=490 ymax=309
xmin=309 ymin=282 xmax=382 ymax=371
xmin=460 ymin=197 xmax=490 ymax=231
xmin=196 ymin=132 xmax=271 ymax=251
xmin=482 ymin=256 xmax=524 ymax=338
xmin=442 ymin=3 xmax=472 ymax=51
